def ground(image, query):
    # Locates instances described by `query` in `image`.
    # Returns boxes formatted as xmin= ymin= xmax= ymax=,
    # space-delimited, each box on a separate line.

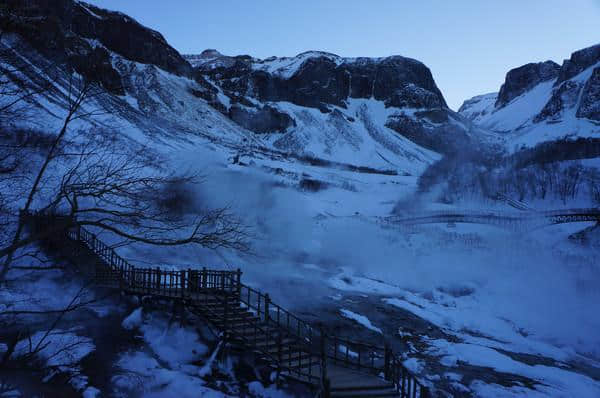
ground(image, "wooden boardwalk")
xmin=26 ymin=213 xmax=431 ymax=398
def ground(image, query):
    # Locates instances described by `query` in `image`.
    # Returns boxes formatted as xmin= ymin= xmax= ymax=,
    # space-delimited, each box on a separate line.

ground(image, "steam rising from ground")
xmin=116 ymin=144 xmax=600 ymax=375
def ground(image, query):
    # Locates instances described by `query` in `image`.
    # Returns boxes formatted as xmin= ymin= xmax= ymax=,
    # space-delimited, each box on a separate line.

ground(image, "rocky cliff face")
xmin=2 ymin=0 xmax=483 ymax=169
xmin=185 ymin=50 xmax=484 ymax=156
xmin=190 ymin=50 xmax=447 ymax=112
xmin=577 ymin=67 xmax=600 ymax=121
xmin=2 ymin=0 xmax=197 ymax=94
xmin=556 ymin=44 xmax=600 ymax=85
xmin=495 ymin=61 xmax=560 ymax=108
xmin=459 ymin=43 xmax=600 ymax=149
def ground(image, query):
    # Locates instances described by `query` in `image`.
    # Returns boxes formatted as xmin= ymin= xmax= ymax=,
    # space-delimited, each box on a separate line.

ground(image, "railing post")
xmin=180 ymin=270 xmax=185 ymax=298
xmin=384 ymin=341 xmax=391 ymax=380
xmin=421 ymin=386 xmax=431 ymax=398
xmin=322 ymin=377 xmax=331 ymax=398
xmin=320 ymin=328 xmax=330 ymax=398
xmin=156 ymin=267 xmax=161 ymax=291
xmin=223 ymin=293 xmax=229 ymax=339
xmin=119 ymin=264 xmax=125 ymax=290
xmin=264 ymin=293 xmax=270 ymax=323
xmin=236 ymin=268 xmax=242 ymax=298
xmin=276 ymin=331 xmax=282 ymax=388
xmin=202 ymin=267 xmax=207 ymax=290
xmin=333 ymin=336 xmax=337 ymax=363
xmin=76 ymin=224 xmax=81 ymax=241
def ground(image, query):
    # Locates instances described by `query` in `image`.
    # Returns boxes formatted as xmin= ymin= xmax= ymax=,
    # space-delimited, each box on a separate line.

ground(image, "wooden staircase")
xmin=25 ymin=212 xmax=432 ymax=398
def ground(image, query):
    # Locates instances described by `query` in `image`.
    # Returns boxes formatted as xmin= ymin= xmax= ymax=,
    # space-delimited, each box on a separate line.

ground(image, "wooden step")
xmin=204 ymin=310 xmax=255 ymax=321
xmin=231 ymin=324 xmax=278 ymax=336
xmin=329 ymin=372 xmax=395 ymax=392
xmin=276 ymin=351 xmax=313 ymax=362
xmin=195 ymin=304 xmax=243 ymax=312
xmin=200 ymin=302 xmax=245 ymax=310
xmin=219 ymin=313 xmax=257 ymax=323
xmin=191 ymin=298 xmax=240 ymax=306
xmin=213 ymin=316 xmax=261 ymax=327
xmin=266 ymin=348 xmax=316 ymax=364
xmin=231 ymin=331 xmax=285 ymax=345
xmin=330 ymin=388 xmax=399 ymax=398
xmin=331 ymin=382 xmax=397 ymax=392
xmin=279 ymin=357 xmax=321 ymax=370
xmin=254 ymin=337 xmax=296 ymax=349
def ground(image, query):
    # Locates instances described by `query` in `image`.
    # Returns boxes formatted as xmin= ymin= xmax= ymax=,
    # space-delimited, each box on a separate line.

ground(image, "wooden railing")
xmin=221 ymin=274 xmax=430 ymax=396
xmin=23 ymin=211 xmax=430 ymax=397
xmin=326 ymin=335 xmax=429 ymax=397
xmin=217 ymin=273 xmax=324 ymax=384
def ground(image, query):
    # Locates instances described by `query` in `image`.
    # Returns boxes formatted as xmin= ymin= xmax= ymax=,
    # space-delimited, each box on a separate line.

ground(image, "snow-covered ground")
xmin=105 ymin=132 xmax=600 ymax=396
xmin=2 ymin=35 xmax=599 ymax=397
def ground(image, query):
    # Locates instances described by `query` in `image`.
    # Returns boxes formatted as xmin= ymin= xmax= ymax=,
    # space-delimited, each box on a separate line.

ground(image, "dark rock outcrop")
xmin=385 ymin=110 xmax=471 ymax=154
xmin=577 ymin=67 xmax=600 ymax=121
xmin=229 ymin=105 xmax=295 ymax=133
xmin=496 ymin=61 xmax=560 ymax=108
xmin=2 ymin=0 xmax=192 ymax=93
xmin=190 ymin=51 xmax=448 ymax=112
xmin=534 ymin=80 xmax=582 ymax=122
xmin=556 ymin=44 xmax=600 ymax=85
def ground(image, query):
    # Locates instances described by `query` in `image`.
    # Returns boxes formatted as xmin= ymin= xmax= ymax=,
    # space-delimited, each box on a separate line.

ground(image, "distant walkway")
xmin=24 ymin=212 xmax=431 ymax=398
xmin=384 ymin=208 xmax=600 ymax=230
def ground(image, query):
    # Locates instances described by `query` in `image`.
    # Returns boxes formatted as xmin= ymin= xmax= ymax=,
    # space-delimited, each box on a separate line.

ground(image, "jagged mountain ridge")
xmin=459 ymin=43 xmax=600 ymax=150
xmin=183 ymin=48 xmax=492 ymax=159
xmin=2 ymin=0 xmax=490 ymax=175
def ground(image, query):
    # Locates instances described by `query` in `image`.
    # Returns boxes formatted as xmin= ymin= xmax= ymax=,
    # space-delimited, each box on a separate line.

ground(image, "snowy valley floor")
xmin=107 ymin=136 xmax=600 ymax=397
xmin=2 ymin=132 xmax=600 ymax=397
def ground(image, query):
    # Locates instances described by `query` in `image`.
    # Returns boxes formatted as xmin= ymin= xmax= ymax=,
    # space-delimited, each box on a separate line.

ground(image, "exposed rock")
xmin=190 ymin=51 xmax=448 ymax=112
xmin=185 ymin=49 xmax=225 ymax=67
xmin=534 ymin=80 xmax=582 ymax=122
xmin=229 ymin=105 xmax=295 ymax=133
xmin=2 ymin=0 xmax=192 ymax=93
xmin=458 ymin=93 xmax=497 ymax=122
xmin=385 ymin=113 xmax=429 ymax=147
xmin=577 ymin=67 xmax=600 ymax=121
xmin=386 ymin=110 xmax=471 ymax=154
xmin=496 ymin=61 xmax=560 ymax=108
xmin=556 ymin=43 xmax=600 ymax=85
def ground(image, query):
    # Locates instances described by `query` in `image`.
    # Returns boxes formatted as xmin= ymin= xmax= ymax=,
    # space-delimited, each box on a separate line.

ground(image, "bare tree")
xmin=0 ymin=285 xmax=103 ymax=391
xmin=0 ymin=70 xmax=250 ymax=282
xmin=0 ymin=72 xmax=105 ymax=281
xmin=48 ymin=130 xmax=251 ymax=251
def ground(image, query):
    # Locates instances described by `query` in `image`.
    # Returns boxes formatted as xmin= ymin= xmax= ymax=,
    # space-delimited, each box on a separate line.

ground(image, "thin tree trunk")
xmin=0 ymin=101 xmax=78 ymax=282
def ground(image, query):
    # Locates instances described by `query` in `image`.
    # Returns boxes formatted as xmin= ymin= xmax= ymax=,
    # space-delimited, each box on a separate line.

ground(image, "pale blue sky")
xmin=87 ymin=0 xmax=599 ymax=110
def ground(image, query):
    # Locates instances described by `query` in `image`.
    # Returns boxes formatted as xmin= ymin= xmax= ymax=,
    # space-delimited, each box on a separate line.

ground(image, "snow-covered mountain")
xmin=184 ymin=48 xmax=492 ymax=160
xmin=2 ymin=0 xmax=488 ymax=177
xmin=459 ymin=44 xmax=600 ymax=150
xmin=2 ymin=1 xmax=600 ymax=397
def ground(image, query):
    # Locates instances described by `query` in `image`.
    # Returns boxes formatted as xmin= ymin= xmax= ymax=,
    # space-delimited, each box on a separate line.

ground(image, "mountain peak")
xmin=496 ymin=60 xmax=560 ymax=108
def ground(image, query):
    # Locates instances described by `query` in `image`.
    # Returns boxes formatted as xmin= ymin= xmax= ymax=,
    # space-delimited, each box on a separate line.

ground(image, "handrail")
xmin=23 ymin=210 xmax=430 ymax=396
xmin=224 ymin=273 xmax=429 ymax=395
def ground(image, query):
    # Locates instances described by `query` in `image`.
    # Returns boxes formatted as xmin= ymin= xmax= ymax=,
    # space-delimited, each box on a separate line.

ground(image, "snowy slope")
xmin=185 ymin=48 xmax=491 ymax=160
xmin=2 ymin=3 xmax=600 ymax=397
xmin=459 ymin=44 xmax=600 ymax=150
xmin=456 ymin=92 xmax=497 ymax=124
xmin=263 ymin=99 xmax=440 ymax=175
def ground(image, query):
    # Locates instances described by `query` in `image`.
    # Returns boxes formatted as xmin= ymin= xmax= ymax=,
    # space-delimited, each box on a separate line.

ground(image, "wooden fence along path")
xmin=27 ymin=213 xmax=430 ymax=398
